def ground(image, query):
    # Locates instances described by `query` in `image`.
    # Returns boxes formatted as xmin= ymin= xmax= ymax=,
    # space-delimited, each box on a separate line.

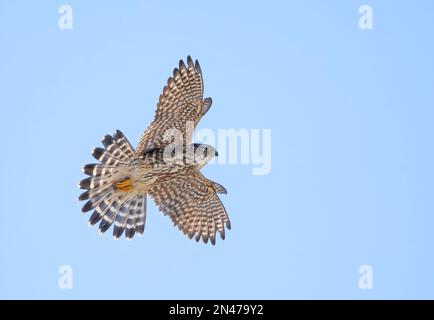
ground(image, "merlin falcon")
xmin=78 ymin=56 xmax=231 ymax=245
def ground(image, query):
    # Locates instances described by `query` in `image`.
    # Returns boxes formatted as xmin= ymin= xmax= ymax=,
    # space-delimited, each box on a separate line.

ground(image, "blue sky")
xmin=1 ymin=0 xmax=434 ymax=299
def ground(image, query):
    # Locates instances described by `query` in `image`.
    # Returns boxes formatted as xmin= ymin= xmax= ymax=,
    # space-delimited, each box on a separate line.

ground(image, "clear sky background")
xmin=1 ymin=1 xmax=434 ymax=299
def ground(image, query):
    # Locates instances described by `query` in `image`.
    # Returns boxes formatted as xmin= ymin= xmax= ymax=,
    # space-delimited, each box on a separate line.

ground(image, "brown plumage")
xmin=78 ymin=56 xmax=230 ymax=245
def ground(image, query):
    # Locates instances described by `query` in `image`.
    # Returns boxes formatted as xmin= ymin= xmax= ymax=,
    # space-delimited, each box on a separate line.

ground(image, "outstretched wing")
xmin=136 ymin=56 xmax=212 ymax=154
xmin=148 ymin=172 xmax=231 ymax=245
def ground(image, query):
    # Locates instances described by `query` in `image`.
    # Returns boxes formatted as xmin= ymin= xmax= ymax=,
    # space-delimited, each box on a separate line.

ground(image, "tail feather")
xmin=78 ymin=183 xmax=112 ymax=201
xmin=79 ymin=184 xmax=115 ymax=211
xmin=88 ymin=191 xmax=121 ymax=226
xmin=99 ymin=198 xmax=121 ymax=233
xmin=113 ymin=130 xmax=136 ymax=159
xmin=78 ymin=130 xmax=147 ymax=240
xmin=82 ymin=163 xmax=120 ymax=177
xmin=135 ymin=196 xmax=146 ymax=235
xmin=125 ymin=198 xmax=139 ymax=240
xmin=101 ymin=136 xmax=129 ymax=161
xmin=88 ymin=196 xmax=113 ymax=226
xmin=92 ymin=147 xmax=129 ymax=166
xmin=113 ymin=196 xmax=135 ymax=239
xmin=88 ymin=208 xmax=104 ymax=226
xmin=78 ymin=175 xmax=112 ymax=190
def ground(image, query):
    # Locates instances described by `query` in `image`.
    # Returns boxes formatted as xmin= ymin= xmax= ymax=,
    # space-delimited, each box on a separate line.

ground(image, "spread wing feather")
xmin=148 ymin=172 xmax=230 ymax=245
xmin=136 ymin=56 xmax=212 ymax=153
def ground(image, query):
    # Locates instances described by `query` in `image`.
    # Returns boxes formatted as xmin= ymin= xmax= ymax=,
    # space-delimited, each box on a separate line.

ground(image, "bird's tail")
xmin=78 ymin=130 xmax=146 ymax=240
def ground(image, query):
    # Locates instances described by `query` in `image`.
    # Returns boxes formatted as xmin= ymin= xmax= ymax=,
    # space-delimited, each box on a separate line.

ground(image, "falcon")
xmin=78 ymin=56 xmax=231 ymax=245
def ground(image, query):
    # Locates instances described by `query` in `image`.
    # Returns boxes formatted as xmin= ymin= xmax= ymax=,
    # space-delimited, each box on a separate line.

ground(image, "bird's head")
xmin=193 ymin=143 xmax=218 ymax=169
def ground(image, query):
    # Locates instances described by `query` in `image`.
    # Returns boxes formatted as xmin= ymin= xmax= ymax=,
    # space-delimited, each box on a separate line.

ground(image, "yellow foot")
xmin=115 ymin=178 xmax=133 ymax=192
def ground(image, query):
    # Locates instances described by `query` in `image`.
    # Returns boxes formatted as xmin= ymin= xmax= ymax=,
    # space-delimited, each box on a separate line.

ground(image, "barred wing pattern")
xmin=148 ymin=172 xmax=231 ymax=245
xmin=136 ymin=56 xmax=212 ymax=154
xmin=79 ymin=57 xmax=231 ymax=244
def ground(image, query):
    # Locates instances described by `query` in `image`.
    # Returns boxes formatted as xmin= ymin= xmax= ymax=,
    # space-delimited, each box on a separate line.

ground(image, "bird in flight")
xmin=78 ymin=56 xmax=231 ymax=245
